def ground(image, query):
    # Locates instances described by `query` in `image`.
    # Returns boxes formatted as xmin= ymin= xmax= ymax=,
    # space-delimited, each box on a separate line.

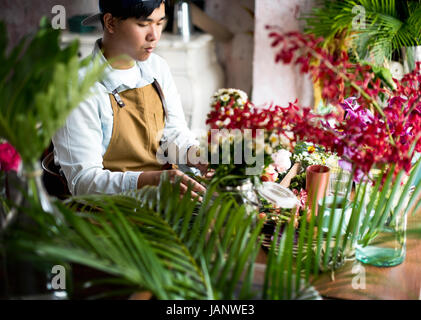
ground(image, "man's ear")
xmin=103 ymin=13 xmax=117 ymax=34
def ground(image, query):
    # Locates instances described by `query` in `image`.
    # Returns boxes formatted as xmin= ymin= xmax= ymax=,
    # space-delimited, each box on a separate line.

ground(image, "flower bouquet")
xmin=203 ymin=89 xmax=304 ymax=221
xmin=205 ymin=88 xmax=291 ymax=186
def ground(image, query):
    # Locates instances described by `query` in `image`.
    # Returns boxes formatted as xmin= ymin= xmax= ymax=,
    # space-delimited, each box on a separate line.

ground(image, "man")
xmin=53 ymin=0 xmax=207 ymax=197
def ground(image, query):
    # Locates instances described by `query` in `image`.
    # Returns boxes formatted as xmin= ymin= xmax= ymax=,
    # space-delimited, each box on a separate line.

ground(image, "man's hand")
xmin=137 ymin=169 xmax=206 ymax=201
xmin=187 ymin=146 xmax=210 ymax=176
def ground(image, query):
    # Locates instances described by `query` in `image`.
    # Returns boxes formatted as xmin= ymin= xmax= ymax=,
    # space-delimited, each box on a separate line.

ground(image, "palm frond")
xmin=304 ymin=0 xmax=421 ymax=64
xmin=9 ymin=174 xmax=266 ymax=300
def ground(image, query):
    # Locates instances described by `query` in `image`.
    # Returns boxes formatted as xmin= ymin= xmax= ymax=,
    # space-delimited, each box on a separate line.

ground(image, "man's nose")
xmin=146 ymin=24 xmax=160 ymax=42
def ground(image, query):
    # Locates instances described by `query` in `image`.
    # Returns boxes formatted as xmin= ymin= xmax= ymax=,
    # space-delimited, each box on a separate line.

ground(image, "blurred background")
xmin=0 ymin=0 xmax=317 ymax=111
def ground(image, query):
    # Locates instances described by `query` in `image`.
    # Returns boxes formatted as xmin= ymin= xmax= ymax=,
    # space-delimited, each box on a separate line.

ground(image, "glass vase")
xmin=221 ymin=179 xmax=260 ymax=217
xmin=355 ymin=177 xmax=414 ymax=267
xmin=1 ymin=162 xmax=69 ymax=300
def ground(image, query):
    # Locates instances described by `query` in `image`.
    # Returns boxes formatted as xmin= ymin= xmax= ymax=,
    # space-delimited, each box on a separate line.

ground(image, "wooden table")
xmin=315 ymin=209 xmax=421 ymax=300
xmin=256 ymin=206 xmax=421 ymax=300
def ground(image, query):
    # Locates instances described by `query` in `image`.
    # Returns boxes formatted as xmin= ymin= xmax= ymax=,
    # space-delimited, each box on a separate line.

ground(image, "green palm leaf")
xmin=304 ymin=0 xmax=421 ymax=65
xmin=9 ymin=174 xmax=266 ymax=300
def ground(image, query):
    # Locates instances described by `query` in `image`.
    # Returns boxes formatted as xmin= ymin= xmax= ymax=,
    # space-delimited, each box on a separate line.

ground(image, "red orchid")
xmin=267 ymin=28 xmax=421 ymax=178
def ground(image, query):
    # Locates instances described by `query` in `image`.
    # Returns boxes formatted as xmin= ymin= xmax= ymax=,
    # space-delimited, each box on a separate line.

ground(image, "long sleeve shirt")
xmin=52 ymin=39 xmax=199 ymax=195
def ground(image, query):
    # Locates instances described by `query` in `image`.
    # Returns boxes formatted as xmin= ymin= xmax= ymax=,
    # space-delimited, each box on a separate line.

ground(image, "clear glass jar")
xmin=222 ymin=179 xmax=260 ymax=217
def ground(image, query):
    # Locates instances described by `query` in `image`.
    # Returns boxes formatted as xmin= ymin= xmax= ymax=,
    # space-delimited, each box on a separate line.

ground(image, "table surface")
xmin=256 ymin=205 xmax=421 ymax=300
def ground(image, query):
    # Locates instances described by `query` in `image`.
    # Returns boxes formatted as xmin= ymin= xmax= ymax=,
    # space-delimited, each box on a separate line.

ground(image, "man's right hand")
xmin=137 ymin=170 xmax=206 ymax=201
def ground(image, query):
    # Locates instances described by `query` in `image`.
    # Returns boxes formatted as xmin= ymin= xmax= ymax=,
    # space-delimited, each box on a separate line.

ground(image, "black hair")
xmin=100 ymin=0 xmax=167 ymax=27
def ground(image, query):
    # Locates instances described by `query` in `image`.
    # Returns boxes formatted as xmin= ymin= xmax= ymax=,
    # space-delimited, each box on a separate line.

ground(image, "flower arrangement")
xmin=205 ymin=88 xmax=290 ymax=186
xmin=267 ymin=29 xmax=421 ymax=180
xmin=261 ymin=149 xmax=292 ymax=182
xmin=287 ymin=142 xmax=335 ymax=192
xmin=263 ymin=28 xmax=421 ymax=267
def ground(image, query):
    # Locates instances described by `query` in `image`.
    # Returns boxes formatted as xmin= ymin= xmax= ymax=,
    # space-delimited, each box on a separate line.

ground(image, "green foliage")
xmin=9 ymin=174 xmax=267 ymax=299
xmin=0 ymin=19 xmax=105 ymax=169
xmin=6 ymin=157 xmax=421 ymax=300
xmin=264 ymin=157 xmax=421 ymax=296
xmin=304 ymin=0 xmax=421 ymax=64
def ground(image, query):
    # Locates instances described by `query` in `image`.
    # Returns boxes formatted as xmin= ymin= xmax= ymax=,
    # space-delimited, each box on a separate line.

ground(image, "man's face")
xmin=111 ymin=3 xmax=166 ymax=62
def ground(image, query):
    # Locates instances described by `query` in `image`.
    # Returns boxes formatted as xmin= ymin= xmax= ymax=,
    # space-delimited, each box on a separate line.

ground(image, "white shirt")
xmin=111 ymin=64 xmax=141 ymax=88
xmin=52 ymin=40 xmax=199 ymax=196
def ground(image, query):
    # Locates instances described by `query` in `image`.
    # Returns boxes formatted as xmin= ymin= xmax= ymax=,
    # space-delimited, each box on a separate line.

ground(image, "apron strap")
xmin=112 ymin=80 xmax=167 ymax=119
xmin=112 ymin=89 xmax=126 ymax=108
xmin=152 ymin=79 xmax=169 ymax=121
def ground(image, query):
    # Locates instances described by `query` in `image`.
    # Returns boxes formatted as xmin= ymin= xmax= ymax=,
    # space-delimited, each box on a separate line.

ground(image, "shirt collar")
xmin=92 ymin=39 xmax=155 ymax=94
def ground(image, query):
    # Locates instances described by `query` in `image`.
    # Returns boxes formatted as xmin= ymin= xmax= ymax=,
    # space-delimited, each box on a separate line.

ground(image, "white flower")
xmin=326 ymin=154 xmax=339 ymax=168
xmin=262 ymin=164 xmax=279 ymax=182
xmin=221 ymin=94 xmax=230 ymax=102
xmin=269 ymin=133 xmax=280 ymax=148
xmin=271 ymin=149 xmax=292 ymax=174
xmin=211 ymin=88 xmax=248 ymax=108
xmin=236 ymin=98 xmax=246 ymax=106
xmin=223 ymin=118 xmax=231 ymax=125
xmin=265 ymin=164 xmax=277 ymax=175
xmin=264 ymin=145 xmax=273 ymax=155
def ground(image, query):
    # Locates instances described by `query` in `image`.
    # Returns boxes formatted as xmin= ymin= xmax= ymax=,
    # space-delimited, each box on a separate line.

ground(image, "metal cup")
xmin=173 ymin=0 xmax=193 ymax=42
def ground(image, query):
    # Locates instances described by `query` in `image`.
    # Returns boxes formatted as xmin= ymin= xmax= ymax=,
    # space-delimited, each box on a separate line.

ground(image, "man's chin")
xmin=137 ymin=52 xmax=152 ymax=62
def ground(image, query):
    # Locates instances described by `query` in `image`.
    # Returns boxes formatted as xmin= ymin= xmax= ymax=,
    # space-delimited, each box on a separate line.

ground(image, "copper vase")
xmin=306 ymin=165 xmax=330 ymax=215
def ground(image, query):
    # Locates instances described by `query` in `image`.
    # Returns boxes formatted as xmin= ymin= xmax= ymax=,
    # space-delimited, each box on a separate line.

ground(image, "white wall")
xmin=205 ymin=0 xmax=255 ymax=96
xmin=252 ymin=0 xmax=315 ymax=107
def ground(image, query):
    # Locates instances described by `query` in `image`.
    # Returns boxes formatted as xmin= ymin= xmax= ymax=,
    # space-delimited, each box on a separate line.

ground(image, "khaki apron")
xmin=103 ymin=80 xmax=169 ymax=172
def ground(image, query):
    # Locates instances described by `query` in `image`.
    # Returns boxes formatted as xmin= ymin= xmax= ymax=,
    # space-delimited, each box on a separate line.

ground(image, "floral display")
xmin=291 ymin=142 xmax=331 ymax=169
xmin=205 ymin=88 xmax=290 ymax=186
xmin=266 ymin=28 xmax=421 ymax=179
xmin=271 ymin=149 xmax=292 ymax=174
xmin=261 ymin=164 xmax=279 ymax=182
xmin=288 ymin=142 xmax=334 ymax=192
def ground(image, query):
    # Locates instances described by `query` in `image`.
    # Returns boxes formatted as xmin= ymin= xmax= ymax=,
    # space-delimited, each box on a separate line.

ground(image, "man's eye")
xmin=138 ymin=23 xmax=148 ymax=27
